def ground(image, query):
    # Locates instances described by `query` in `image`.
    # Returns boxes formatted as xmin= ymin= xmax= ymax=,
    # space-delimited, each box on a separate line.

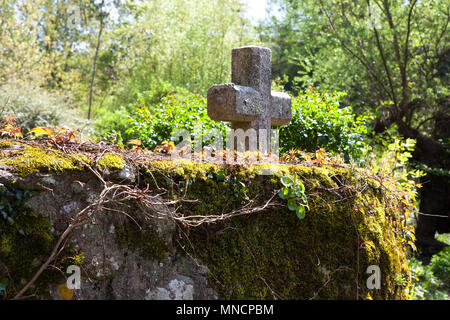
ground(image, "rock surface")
xmin=0 ymin=168 xmax=217 ymax=300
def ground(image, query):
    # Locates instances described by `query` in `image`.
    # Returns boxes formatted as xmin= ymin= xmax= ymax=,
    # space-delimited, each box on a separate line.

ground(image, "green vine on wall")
xmin=0 ymin=182 xmax=34 ymax=234
xmin=278 ymin=175 xmax=308 ymax=219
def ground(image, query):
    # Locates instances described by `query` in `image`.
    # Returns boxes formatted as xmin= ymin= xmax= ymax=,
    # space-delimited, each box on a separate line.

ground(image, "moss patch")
xmin=1 ymin=148 xmax=88 ymax=177
xmin=0 ymin=184 xmax=83 ymax=299
xmin=142 ymin=161 xmax=412 ymax=300
xmin=0 ymin=140 xmax=413 ymax=299
xmin=115 ymin=222 xmax=169 ymax=262
xmin=97 ymin=153 xmax=125 ymax=170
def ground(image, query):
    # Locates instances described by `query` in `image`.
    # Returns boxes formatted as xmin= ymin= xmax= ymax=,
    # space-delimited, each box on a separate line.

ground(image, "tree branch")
xmin=319 ymin=0 xmax=394 ymax=103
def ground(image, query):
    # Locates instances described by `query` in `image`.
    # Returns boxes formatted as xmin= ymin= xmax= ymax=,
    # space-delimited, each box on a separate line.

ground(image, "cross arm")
xmin=270 ymin=91 xmax=292 ymax=126
xmin=207 ymin=84 xmax=263 ymax=122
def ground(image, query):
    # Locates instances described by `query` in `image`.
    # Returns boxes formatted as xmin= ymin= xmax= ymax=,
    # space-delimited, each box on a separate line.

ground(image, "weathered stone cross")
xmin=207 ymin=46 xmax=292 ymax=152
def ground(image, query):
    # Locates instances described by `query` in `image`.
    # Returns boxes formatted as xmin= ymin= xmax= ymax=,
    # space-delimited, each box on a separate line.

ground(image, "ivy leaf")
xmin=296 ymin=205 xmax=306 ymax=219
xmin=240 ymin=186 xmax=249 ymax=193
xmin=278 ymin=187 xmax=290 ymax=199
xmin=297 ymin=181 xmax=305 ymax=193
xmin=287 ymin=199 xmax=298 ymax=211
xmin=280 ymin=176 xmax=293 ymax=187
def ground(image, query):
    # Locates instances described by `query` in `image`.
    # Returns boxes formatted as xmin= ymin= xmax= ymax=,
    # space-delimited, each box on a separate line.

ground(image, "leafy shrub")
xmin=0 ymin=81 xmax=83 ymax=134
xmin=279 ymin=89 xmax=371 ymax=162
xmin=94 ymin=81 xmax=199 ymax=145
xmin=410 ymin=234 xmax=450 ymax=300
xmin=124 ymin=92 xmax=229 ymax=149
xmin=100 ymin=86 xmax=371 ymax=158
xmin=430 ymin=247 xmax=450 ymax=288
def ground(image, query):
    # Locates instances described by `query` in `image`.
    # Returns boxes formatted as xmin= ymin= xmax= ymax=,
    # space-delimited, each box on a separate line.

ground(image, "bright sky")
xmin=242 ymin=0 xmax=271 ymax=24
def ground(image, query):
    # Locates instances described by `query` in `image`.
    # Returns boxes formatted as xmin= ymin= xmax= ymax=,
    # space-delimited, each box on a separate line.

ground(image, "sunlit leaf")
xmin=296 ymin=205 xmax=306 ymax=219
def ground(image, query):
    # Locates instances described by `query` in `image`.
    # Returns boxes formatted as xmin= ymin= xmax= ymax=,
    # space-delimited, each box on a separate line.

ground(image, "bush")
xmin=98 ymin=86 xmax=371 ymax=157
xmin=410 ymin=235 xmax=450 ymax=300
xmin=430 ymin=246 xmax=450 ymax=288
xmin=279 ymin=89 xmax=371 ymax=162
xmin=0 ymin=81 xmax=84 ymax=134
xmin=123 ymin=92 xmax=229 ymax=149
xmin=94 ymin=81 xmax=201 ymax=145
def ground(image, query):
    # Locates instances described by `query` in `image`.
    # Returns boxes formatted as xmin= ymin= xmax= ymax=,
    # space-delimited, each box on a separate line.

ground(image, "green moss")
xmin=0 ymin=185 xmax=83 ymax=299
xmin=0 ymin=140 xmax=412 ymax=299
xmin=97 ymin=153 xmax=125 ymax=170
xmin=141 ymin=161 xmax=411 ymax=300
xmin=1 ymin=148 xmax=89 ymax=177
xmin=115 ymin=222 xmax=169 ymax=262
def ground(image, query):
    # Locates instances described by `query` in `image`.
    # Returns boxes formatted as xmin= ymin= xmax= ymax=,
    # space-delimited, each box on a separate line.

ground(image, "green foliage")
xmin=94 ymin=81 xmax=194 ymax=144
xmin=0 ymin=81 xmax=83 ymax=134
xmin=370 ymin=137 xmax=425 ymax=180
xmin=87 ymin=0 xmax=256 ymax=119
xmin=0 ymin=182 xmax=34 ymax=234
xmin=278 ymin=175 xmax=308 ymax=219
xmin=279 ymin=89 xmax=371 ymax=162
xmin=410 ymin=246 xmax=450 ymax=300
xmin=261 ymin=0 xmax=449 ymax=113
xmin=124 ymin=93 xmax=229 ymax=150
xmin=430 ymin=247 xmax=450 ymax=288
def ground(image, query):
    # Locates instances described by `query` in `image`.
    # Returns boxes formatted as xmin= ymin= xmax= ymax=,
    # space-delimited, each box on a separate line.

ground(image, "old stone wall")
xmin=0 ymin=140 xmax=413 ymax=300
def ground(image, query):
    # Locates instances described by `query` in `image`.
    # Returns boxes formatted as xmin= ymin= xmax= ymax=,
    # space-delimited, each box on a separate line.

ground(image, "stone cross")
xmin=207 ymin=46 xmax=292 ymax=152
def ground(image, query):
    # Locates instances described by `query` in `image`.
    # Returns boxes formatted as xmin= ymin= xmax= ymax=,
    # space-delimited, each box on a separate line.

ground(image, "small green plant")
xmin=0 ymin=182 xmax=34 ymax=228
xmin=278 ymin=175 xmax=308 ymax=219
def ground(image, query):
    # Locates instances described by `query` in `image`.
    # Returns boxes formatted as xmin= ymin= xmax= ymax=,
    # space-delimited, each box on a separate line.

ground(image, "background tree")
xmin=260 ymin=0 xmax=449 ymax=253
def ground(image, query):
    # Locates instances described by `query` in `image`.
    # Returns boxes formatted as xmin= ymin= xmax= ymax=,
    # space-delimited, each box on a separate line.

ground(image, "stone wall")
xmin=0 ymin=140 xmax=413 ymax=299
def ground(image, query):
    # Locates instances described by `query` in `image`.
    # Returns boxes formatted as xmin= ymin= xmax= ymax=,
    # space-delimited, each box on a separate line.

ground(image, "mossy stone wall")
xmin=0 ymin=139 xmax=412 ymax=299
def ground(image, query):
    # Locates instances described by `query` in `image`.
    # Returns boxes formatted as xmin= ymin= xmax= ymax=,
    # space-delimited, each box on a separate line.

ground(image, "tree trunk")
xmin=88 ymin=18 xmax=104 ymax=120
xmin=395 ymin=119 xmax=450 ymax=261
